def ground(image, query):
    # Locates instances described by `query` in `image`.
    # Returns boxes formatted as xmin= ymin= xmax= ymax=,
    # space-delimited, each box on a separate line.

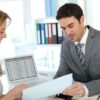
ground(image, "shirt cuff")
xmin=83 ymin=84 xmax=89 ymax=97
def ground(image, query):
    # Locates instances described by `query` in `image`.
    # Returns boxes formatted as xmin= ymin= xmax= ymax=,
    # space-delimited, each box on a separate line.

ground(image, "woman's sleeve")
xmin=0 ymin=80 xmax=3 ymax=96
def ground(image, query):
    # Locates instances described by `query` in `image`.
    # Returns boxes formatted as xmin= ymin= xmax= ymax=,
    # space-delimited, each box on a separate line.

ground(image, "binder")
xmin=57 ymin=24 xmax=63 ymax=44
xmin=48 ymin=23 xmax=53 ymax=44
xmin=52 ymin=23 xmax=57 ymax=44
xmin=40 ymin=23 xmax=45 ymax=44
xmin=44 ymin=23 xmax=49 ymax=44
xmin=36 ymin=23 xmax=41 ymax=44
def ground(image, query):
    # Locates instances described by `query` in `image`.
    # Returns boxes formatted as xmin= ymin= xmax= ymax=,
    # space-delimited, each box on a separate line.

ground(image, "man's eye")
xmin=61 ymin=27 xmax=66 ymax=31
xmin=62 ymin=28 xmax=66 ymax=31
xmin=69 ymin=25 xmax=73 ymax=28
xmin=69 ymin=24 xmax=74 ymax=28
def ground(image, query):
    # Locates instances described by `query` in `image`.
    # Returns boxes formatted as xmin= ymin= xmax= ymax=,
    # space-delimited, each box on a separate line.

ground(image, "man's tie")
xmin=75 ymin=43 xmax=85 ymax=69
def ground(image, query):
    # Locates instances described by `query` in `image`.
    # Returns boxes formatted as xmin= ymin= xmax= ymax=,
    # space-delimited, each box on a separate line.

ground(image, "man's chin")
xmin=70 ymin=39 xmax=76 ymax=43
xmin=68 ymin=37 xmax=77 ymax=42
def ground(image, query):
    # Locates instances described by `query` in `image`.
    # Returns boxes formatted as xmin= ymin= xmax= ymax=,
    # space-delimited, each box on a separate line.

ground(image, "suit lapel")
xmin=85 ymin=26 xmax=95 ymax=68
xmin=70 ymin=43 xmax=88 ymax=77
xmin=70 ymin=43 xmax=82 ymax=67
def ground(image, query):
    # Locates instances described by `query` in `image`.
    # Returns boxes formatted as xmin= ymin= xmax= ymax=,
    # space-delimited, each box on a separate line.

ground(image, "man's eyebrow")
xmin=60 ymin=25 xmax=68 ymax=29
xmin=67 ymin=23 xmax=74 ymax=27
xmin=60 ymin=23 xmax=74 ymax=29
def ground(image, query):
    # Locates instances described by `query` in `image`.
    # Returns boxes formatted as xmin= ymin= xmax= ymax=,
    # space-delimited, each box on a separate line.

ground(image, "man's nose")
xmin=65 ymin=28 xmax=71 ymax=36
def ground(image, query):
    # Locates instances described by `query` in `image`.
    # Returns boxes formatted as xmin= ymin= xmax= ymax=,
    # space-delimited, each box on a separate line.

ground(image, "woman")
xmin=0 ymin=10 xmax=28 ymax=100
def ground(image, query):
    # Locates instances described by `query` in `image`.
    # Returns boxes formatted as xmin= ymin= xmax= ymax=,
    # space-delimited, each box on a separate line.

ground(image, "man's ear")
xmin=80 ymin=16 xmax=84 ymax=24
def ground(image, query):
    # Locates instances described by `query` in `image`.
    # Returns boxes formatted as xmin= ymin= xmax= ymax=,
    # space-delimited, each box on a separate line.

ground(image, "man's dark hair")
xmin=56 ymin=3 xmax=84 ymax=21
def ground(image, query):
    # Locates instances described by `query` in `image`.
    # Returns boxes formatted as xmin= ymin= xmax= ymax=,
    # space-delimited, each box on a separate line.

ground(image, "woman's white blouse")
xmin=0 ymin=80 xmax=3 ymax=96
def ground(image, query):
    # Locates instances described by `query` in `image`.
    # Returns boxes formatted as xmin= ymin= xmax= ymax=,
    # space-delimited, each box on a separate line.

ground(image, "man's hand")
xmin=63 ymin=82 xmax=85 ymax=97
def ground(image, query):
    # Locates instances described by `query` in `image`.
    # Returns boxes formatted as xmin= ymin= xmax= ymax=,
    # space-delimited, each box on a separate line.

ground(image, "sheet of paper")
xmin=22 ymin=74 xmax=73 ymax=100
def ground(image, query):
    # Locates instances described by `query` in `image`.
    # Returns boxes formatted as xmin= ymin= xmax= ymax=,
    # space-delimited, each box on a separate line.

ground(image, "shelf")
xmin=35 ymin=17 xmax=58 ymax=23
xmin=35 ymin=17 xmax=63 ymax=45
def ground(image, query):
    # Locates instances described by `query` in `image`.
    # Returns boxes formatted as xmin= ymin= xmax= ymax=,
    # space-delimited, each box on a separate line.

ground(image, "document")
xmin=22 ymin=74 xmax=73 ymax=100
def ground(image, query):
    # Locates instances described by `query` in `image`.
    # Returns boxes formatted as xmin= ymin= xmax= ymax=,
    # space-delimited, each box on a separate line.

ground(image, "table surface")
xmin=38 ymin=96 xmax=64 ymax=100
xmin=0 ymin=73 xmax=99 ymax=100
xmin=0 ymin=72 xmax=64 ymax=100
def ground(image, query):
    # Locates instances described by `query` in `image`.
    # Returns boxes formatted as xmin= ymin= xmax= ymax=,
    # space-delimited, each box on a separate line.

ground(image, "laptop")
xmin=3 ymin=55 xmax=45 ymax=88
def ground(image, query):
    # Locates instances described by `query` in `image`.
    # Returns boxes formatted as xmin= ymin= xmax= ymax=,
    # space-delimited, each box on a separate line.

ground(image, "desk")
xmin=39 ymin=95 xmax=100 ymax=100
xmin=0 ymin=74 xmax=100 ymax=100
xmin=37 ymin=95 xmax=100 ymax=100
xmin=38 ymin=96 xmax=64 ymax=100
xmin=0 ymin=71 xmax=55 ymax=93
xmin=0 ymin=74 xmax=64 ymax=100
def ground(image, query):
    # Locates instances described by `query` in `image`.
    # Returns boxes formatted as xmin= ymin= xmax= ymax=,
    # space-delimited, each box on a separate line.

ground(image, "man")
xmin=0 ymin=10 xmax=28 ymax=100
xmin=54 ymin=3 xmax=100 ymax=100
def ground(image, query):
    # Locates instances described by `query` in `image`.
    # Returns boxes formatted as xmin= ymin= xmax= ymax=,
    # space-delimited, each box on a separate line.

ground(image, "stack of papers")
xmin=22 ymin=74 xmax=73 ymax=100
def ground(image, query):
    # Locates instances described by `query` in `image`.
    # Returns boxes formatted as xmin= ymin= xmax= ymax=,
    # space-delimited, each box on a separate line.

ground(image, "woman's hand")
xmin=1 ymin=84 xmax=29 ymax=100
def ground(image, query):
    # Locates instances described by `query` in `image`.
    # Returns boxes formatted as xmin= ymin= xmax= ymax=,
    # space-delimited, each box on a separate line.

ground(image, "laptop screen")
xmin=4 ymin=55 xmax=37 ymax=81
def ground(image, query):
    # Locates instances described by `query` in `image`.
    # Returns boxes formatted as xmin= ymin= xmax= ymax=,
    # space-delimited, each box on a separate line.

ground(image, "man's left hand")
xmin=63 ymin=82 xmax=85 ymax=97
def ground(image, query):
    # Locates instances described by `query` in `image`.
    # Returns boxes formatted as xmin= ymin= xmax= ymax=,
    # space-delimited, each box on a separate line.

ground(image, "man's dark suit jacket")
xmin=54 ymin=25 xmax=100 ymax=96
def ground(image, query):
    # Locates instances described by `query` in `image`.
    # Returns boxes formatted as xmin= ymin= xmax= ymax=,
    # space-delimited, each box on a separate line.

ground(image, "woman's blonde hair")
xmin=0 ymin=10 xmax=11 ymax=26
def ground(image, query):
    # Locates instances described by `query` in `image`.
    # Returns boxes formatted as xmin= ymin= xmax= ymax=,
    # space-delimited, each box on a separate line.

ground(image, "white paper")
xmin=22 ymin=74 xmax=73 ymax=100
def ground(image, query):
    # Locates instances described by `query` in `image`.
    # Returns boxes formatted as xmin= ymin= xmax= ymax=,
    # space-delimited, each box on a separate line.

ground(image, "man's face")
xmin=59 ymin=16 xmax=85 ymax=42
xmin=0 ymin=20 xmax=7 ymax=42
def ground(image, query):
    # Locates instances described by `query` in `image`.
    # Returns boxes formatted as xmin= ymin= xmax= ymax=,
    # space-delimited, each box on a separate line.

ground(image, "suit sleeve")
xmin=84 ymin=79 xmax=100 ymax=96
xmin=54 ymin=43 xmax=71 ymax=79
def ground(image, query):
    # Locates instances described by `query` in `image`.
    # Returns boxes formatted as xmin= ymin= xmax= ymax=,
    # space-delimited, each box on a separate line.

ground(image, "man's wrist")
xmin=83 ymin=84 xmax=89 ymax=97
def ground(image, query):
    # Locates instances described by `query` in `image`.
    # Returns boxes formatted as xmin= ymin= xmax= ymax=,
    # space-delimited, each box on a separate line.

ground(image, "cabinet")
xmin=34 ymin=18 xmax=63 ymax=73
xmin=33 ymin=44 xmax=61 ymax=74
